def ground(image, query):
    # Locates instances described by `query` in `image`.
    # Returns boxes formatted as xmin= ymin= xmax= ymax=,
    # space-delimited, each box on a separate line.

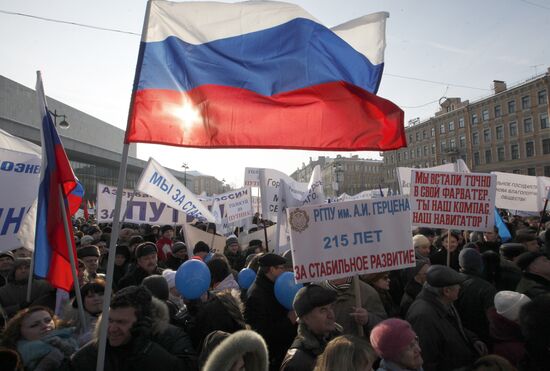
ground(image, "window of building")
xmin=410 ymin=150 xmax=414 ymax=159
xmin=543 ymin=138 xmax=550 ymax=155
xmin=440 ymin=141 xmax=447 ymax=152
xmin=416 ymin=147 xmax=421 ymax=157
xmin=450 ymin=138 xmax=456 ymax=149
xmin=415 ymin=132 xmax=420 ymax=141
xmin=397 ymin=153 xmax=401 ymax=162
xmin=440 ymin=123 xmax=446 ymax=134
xmin=431 ymin=127 xmax=435 ymax=137
xmin=526 ymin=141 xmax=535 ymax=157
xmin=485 ymin=149 xmax=492 ymax=164
xmin=545 ymin=166 xmax=550 ymax=177
xmin=404 ymin=151 xmax=408 ymax=160
xmin=484 ymin=128 xmax=491 ymax=142
xmin=459 ymin=117 xmax=465 ymax=128
xmin=472 ymin=113 xmax=479 ymax=124
xmin=508 ymin=100 xmax=516 ymax=113
xmin=482 ymin=109 xmax=489 ymax=121
xmin=521 ymin=95 xmax=530 ymax=110
xmin=494 ymin=105 xmax=501 ymax=117
xmin=496 ymin=126 xmax=503 ymax=140
xmin=474 ymin=152 xmax=480 ymax=166
xmin=527 ymin=168 xmax=536 ymax=176
xmin=422 ymin=130 xmax=427 ymax=139
xmin=541 ymin=113 xmax=549 ymax=129
xmin=459 ymin=135 xmax=466 ymax=148
xmin=431 ymin=144 xmax=435 ymax=155
xmin=511 ymin=144 xmax=519 ymax=159
xmin=390 ymin=155 xmax=394 ymax=163
xmin=449 ymin=121 xmax=455 ymax=131
xmin=510 ymin=122 xmax=518 ymax=136
xmin=472 ymin=132 xmax=479 ymax=145
xmin=423 ymin=145 xmax=428 ymax=156
xmin=524 ymin=117 xmax=533 ymax=133
xmin=408 ymin=134 xmax=413 ymax=143
xmin=513 ymin=169 xmax=521 ymax=174
xmin=497 ymin=147 xmax=505 ymax=161
xmin=539 ymin=90 xmax=547 ymax=105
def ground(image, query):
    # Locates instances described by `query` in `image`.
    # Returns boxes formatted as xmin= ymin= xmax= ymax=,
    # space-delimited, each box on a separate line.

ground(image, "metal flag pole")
xmin=58 ymin=186 xmax=87 ymax=329
xmin=26 ymin=241 xmax=35 ymax=302
xmin=96 ymin=2 xmax=153 ymax=370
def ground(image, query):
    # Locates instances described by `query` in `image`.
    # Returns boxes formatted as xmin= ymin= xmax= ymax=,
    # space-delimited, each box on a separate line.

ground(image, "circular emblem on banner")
xmin=289 ymin=208 xmax=309 ymax=233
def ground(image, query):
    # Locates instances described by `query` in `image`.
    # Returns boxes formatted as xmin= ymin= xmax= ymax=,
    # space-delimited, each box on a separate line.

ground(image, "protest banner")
xmin=0 ymin=146 xmax=41 ymax=252
xmin=238 ymin=225 xmax=277 ymax=249
xmin=181 ymin=222 xmax=227 ymax=257
xmin=136 ymin=158 xmax=216 ymax=222
xmin=537 ymin=176 xmax=550 ymax=209
xmin=244 ymin=167 xmax=261 ymax=187
xmin=259 ymin=168 xmax=307 ymax=222
xmin=410 ymin=170 xmax=496 ymax=232
xmin=397 ymin=160 xmax=469 ymax=195
xmin=97 ymin=183 xmax=190 ymax=224
xmin=492 ymin=172 xmax=539 ymax=212
xmin=287 ymin=196 xmax=414 ymax=283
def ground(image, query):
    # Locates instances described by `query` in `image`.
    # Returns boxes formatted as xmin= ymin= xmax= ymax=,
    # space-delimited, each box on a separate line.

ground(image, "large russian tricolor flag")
xmin=126 ymin=0 xmax=406 ymax=151
xmin=34 ymin=72 xmax=82 ymax=292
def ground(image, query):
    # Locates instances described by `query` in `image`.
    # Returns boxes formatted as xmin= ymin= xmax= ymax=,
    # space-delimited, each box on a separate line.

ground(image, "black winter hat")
xmin=77 ymin=245 xmax=100 ymax=259
xmin=500 ymin=243 xmax=526 ymax=260
xmin=258 ymin=253 xmax=286 ymax=267
xmin=142 ymin=275 xmax=169 ymax=301
xmin=135 ymin=242 xmax=157 ymax=259
xmin=172 ymin=241 xmax=187 ymax=255
xmin=426 ymin=265 xmax=466 ymax=287
xmin=293 ymin=284 xmax=337 ymax=317
xmin=161 ymin=225 xmax=174 ymax=234
xmin=516 ymin=251 xmax=544 ymax=271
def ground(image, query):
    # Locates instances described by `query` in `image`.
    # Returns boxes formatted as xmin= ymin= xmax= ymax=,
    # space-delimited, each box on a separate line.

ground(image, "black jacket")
xmin=515 ymin=272 xmax=550 ymax=299
xmin=399 ymin=279 xmax=423 ymax=318
xmin=455 ymin=271 xmax=497 ymax=345
xmin=117 ymin=265 xmax=164 ymax=290
xmin=406 ymin=287 xmax=477 ymax=371
xmin=244 ymin=273 xmax=296 ymax=371
xmin=224 ymin=250 xmax=246 ymax=272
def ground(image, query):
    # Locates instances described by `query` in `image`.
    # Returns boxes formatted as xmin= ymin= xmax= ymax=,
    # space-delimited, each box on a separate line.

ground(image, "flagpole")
xmin=26 ymin=245 xmax=35 ymax=302
xmin=96 ymin=3 xmax=153 ymax=368
xmin=58 ymin=185 xmax=87 ymax=329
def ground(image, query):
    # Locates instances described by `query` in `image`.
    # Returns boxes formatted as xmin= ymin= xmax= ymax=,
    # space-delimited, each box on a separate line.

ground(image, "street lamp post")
xmin=333 ymin=162 xmax=343 ymax=197
xmin=48 ymin=109 xmax=70 ymax=129
xmin=182 ymin=163 xmax=189 ymax=187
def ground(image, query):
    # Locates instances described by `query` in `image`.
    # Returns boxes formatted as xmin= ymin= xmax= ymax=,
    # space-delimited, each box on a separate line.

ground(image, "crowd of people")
xmin=0 ymin=213 xmax=549 ymax=371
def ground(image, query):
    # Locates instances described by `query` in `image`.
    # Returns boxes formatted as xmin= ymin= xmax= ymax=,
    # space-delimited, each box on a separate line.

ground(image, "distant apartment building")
xmin=291 ymin=155 xmax=383 ymax=197
xmin=382 ymin=68 xmax=550 ymax=187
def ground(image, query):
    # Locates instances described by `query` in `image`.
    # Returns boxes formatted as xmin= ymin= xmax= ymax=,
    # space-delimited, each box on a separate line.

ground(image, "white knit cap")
xmin=162 ymin=269 xmax=176 ymax=289
xmin=494 ymin=291 xmax=531 ymax=322
xmin=412 ymin=234 xmax=430 ymax=248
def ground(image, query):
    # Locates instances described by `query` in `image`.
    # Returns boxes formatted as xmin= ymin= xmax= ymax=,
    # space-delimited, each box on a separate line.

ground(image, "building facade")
xmin=0 ymin=75 xmax=224 ymax=200
xmin=291 ymin=155 xmax=384 ymax=197
xmin=382 ymin=68 xmax=550 ymax=186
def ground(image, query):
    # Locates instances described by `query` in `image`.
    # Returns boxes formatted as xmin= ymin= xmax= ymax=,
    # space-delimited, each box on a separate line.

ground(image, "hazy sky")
xmin=1 ymin=0 xmax=549 ymax=187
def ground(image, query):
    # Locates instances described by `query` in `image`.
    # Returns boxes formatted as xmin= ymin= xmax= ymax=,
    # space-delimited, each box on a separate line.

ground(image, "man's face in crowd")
xmin=267 ymin=264 xmax=285 ymax=281
xmin=14 ymin=264 xmax=30 ymax=281
xmin=0 ymin=256 xmax=14 ymax=271
xmin=523 ymin=239 xmax=540 ymax=253
xmin=115 ymin=254 xmax=127 ymax=266
xmin=396 ymin=336 xmax=423 ymax=370
xmin=138 ymin=253 xmax=158 ymax=274
xmin=83 ymin=256 xmax=99 ymax=274
xmin=174 ymin=249 xmax=188 ymax=260
xmin=302 ymin=303 xmax=336 ymax=336
xmin=84 ymin=291 xmax=104 ymax=314
xmin=483 ymin=230 xmax=498 ymax=242
xmin=228 ymin=243 xmax=239 ymax=254
xmin=108 ymin=307 xmax=136 ymax=347
xmin=162 ymin=230 xmax=174 ymax=239
xmin=442 ymin=284 xmax=460 ymax=302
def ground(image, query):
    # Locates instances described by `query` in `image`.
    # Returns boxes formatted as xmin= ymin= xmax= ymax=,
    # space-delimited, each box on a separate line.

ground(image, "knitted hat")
xmin=459 ymin=248 xmax=483 ymax=272
xmin=172 ymin=241 xmax=187 ymax=255
xmin=77 ymin=245 xmax=100 ymax=259
xmin=162 ymin=269 xmax=176 ymax=289
xmin=226 ymin=235 xmax=239 ymax=247
xmin=161 ymin=225 xmax=174 ymax=234
xmin=293 ymin=284 xmax=337 ymax=317
xmin=494 ymin=290 xmax=531 ymax=322
xmin=142 ymin=275 xmax=169 ymax=301
xmin=135 ymin=242 xmax=157 ymax=259
xmin=370 ymin=318 xmax=417 ymax=361
xmin=412 ymin=234 xmax=430 ymax=248
xmin=193 ymin=241 xmax=210 ymax=255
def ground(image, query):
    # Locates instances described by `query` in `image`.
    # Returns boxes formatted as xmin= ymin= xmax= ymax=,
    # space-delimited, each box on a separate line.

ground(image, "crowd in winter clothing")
xmin=0 ymin=213 xmax=549 ymax=371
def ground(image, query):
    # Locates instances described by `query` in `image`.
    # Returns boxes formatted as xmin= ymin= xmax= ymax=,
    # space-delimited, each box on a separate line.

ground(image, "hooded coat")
xmin=202 ymin=330 xmax=268 ymax=371
xmin=70 ymin=297 xmax=196 ymax=371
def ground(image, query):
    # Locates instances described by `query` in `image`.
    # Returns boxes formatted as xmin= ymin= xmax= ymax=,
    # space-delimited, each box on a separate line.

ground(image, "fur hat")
xmin=494 ymin=290 xmax=531 ymax=322
xmin=80 ymin=235 xmax=95 ymax=246
xmin=370 ymin=318 xmax=417 ymax=361
xmin=77 ymin=245 xmax=100 ymax=259
xmin=203 ymin=330 xmax=268 ymax=371
xmin=135 ymin=242 xmax=157 ymax=259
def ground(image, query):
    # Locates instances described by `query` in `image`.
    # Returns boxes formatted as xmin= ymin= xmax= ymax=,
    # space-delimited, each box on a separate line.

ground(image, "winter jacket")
xmin=224 ymin=250 xmax=246 ymax=272
xmin=280 ymin=322 xmax=342 ymax=371
xmin=487 ymin=307 xmax=525 ymax=367
xmin=377 ymin=359 xmax=424 ymax=371
xmin=497 ymin=258 xmax=522 ymax=291
xmin=320 ymin=279 xmax=386 ymax=336
xmin=71 ymin=297 xmax=196 ymax=371
xmin=156 ymin=238 xmax=173 ymax=262
xmin=18 ymin=327 xmax=78 ymax=371
xmin=116 ymin=265 xmax=164 ymax=290
xmin=406 ymin=287 xmax=477 ymax=371
xmin=400 ymin=279 xmax=423 ymax=318
xmin=454 ymin=271 xmax=497 ymax=345
xmin=430 ymin=249 xmax=460 ymax=271
xmin=165 ymin=254 xmax=186 ymax=271
xmin=61 ymin=304 xmax=100 ymax=346
xmin=244 ymin=273 xmax=296 ymax=371
xmin=515 ymin=272 xmax=550 ymax=299
xmin=0 ymin=278 xmax=55 ymax=317
xmin=202 ymin=330 xmax=268 ymax=371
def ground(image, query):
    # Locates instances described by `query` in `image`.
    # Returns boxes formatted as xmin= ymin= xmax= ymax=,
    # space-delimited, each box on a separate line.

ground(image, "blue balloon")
xmin=175 ymin=259 xmax=211 ymax=300
xmin=274 ymin=272 xmax=303 ymax=310
xmin=238 ymin=268 xmax=257 ymax=289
